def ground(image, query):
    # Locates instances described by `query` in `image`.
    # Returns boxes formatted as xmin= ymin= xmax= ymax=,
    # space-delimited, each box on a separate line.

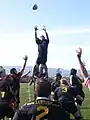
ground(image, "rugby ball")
xmin=32 ymin=4 xmax=38 ymax=10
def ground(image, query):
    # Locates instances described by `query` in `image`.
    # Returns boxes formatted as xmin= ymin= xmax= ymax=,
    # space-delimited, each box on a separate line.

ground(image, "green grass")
xmin=20 ymin=83 xmax=90 ymax=119
xmin=20 ymin=83 xmax=34 ymax=105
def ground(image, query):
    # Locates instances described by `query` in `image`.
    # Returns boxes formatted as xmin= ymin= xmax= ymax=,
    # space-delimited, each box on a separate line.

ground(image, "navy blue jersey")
xmin=36 ymin=39 xmax=49 ymax=58
xmin=13 ymin=102 xmax=69 ymax=120
xmin=54 ymin=85 xmax=78 ymax=114
xmin=54 ymin=85 xmax=77 ymax=103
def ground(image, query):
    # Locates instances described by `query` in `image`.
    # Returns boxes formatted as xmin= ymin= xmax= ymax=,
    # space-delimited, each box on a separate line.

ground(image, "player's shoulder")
xmin=54 ymin=87 xmax=60 ymax=93
xmin=84 ymin=76 xmax=90 ymax=88
xmin=20 ymin=103 xmax=50 ymax=114
xmin=0 ymin=79 xmax=7 ymax=87
xmin=85 ymin=76 xmax=90 ymax=81
xmin=22 ymin=102 xmax=36 ymax=108
xmin=6 ymin=74 xmax=13 ymax=78
xmin=19 ymin=102 xmax=37 ymax=113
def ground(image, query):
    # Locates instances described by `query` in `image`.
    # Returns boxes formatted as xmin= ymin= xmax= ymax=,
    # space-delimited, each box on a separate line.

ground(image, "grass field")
xmin=20 ymin=83 xmax=90 ymax=120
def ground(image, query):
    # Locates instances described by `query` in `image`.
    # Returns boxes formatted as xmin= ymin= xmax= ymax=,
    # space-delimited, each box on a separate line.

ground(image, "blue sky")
xmin=0 ymin=0 xmax=90 ymax=69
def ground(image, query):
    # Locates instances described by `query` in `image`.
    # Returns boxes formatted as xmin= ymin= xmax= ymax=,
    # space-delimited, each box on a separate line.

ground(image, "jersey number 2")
xmin=36 ymin=106 xmax=49 ymax=120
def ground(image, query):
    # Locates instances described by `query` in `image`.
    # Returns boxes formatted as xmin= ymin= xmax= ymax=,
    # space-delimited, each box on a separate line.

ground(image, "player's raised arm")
xmin=76 ymin=48 xmax=88 ymax=79
xmin=34 ymin=25 xmax=40 ymax=44
xmin=76 ymin=48 xmax=90 ymax=90
xmin=42 ymin=25 xmax=49 ymax=43
xmin=20 ymin=55 xmax=28 ymax=76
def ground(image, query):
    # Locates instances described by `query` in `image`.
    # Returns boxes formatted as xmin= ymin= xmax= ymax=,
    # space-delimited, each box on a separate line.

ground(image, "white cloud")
xmin=48 ymin=28 xmax=90 ymax=37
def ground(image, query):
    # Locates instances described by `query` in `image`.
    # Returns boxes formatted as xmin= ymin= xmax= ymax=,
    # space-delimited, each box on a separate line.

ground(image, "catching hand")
xmin=23 ymin=55 xmax=28 ymax=61
xmin=34 ymin=25 xmax=38 ymax=31
xmin=42 ymin=25 xmax=46 ymax=32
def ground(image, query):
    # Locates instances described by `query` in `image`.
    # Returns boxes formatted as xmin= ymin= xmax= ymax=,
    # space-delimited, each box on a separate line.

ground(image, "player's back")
xmin=54 ymin=85 xmax=77 ymax=103
xmin=13 ymin=102 xmax=69 ymax=120
xmin=0 ymin=80 xmax=15 ymax=106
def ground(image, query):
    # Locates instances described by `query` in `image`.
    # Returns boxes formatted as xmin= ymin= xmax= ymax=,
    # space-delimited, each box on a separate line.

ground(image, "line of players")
xmin=12 ymin=68 xmax=85 ymax=120
xmin=0 ymin=67 xmax=85 ymax=120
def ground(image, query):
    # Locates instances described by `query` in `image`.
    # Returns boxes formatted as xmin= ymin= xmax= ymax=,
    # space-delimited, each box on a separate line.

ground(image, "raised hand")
xmin=34 ymin=25 xmax=38 ymax=31
xmin=23 ymin=55 xmax=28 ymax=61
xmin=42 ymin=25 xmax=46 ymax=32
xmin=76 ymin=47 xmax=82 ymax=58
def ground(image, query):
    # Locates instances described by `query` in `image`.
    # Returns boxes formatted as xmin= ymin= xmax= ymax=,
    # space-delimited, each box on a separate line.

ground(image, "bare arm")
xmin=35 ymin=31 xmax=38 ymax=41
xmin=42 ymin=26 xmax=49 ymax=43
xmin=76 ymin=48 xmax=89 ymax=79
xmin=45 ymin=31 xmax=49 ymax=43
xmin=21 ymin=70 xmax=31 ymax=78
xmin=34 ymin=25 xmax=40 ymax=44
xmin=20 ymin=55 xmax=28 ymax=76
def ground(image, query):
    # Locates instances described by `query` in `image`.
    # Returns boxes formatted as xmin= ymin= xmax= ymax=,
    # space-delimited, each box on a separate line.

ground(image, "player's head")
xmin=40 ymin=35 xmax=45 ymax=40
xmin=10 ymin=68 xmax=17 ymax=75
xmin=60 ymin=78 xmax=70 ymax=86
xmin=55 ymin=73 xmax=62 ymax=81
xmin=35 ymin=78 xmax=51 ymax=100
xmin=70 ymin=68 xmax=77 ymax=75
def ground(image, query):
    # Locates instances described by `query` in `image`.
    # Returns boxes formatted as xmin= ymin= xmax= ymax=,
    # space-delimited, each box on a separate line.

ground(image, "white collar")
xmin=36 ymin=97 xmax=49 ymax=101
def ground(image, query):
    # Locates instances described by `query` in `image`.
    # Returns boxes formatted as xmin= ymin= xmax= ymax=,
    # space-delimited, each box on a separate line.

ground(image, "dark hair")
xmin=56 ymin=73 xmax=62 ymax=79
xmin=10 ymin=68 xmax=17 ymax=74
xmin=35 ymin=79 xmax=51 ymax=98
xmin=60 ymin=79 xmax=69 ymax=86
xmin=70 ymin=68 xmax=77 ymax=75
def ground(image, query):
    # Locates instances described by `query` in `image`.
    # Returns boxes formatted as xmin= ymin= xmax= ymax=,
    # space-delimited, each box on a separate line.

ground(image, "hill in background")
xmin=3 ymin=66 xmax=86 ymax=77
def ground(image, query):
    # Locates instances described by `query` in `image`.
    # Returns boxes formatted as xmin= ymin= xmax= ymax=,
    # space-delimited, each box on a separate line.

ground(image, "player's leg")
xmin=71 ymin=102 xmax=83 ymax=120
xmin=0 ymin=105 xmax=4 ymax=120
xmin=30 ymin=58 xmax=40 ymax=86
xmin=32 ymin=57 xmax=40 ymax=78
xmin=39 ymin=58 xmax=48 ymax=78
xmin=12 ymin=111 xmax=19 ymax=120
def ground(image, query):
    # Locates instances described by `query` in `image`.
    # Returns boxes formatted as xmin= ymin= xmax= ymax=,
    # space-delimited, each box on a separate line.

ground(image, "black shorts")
xmin=0 ymin=104 xmax=15 ymax=119
xmin=36 ymin=56 xmax=47 ymax=65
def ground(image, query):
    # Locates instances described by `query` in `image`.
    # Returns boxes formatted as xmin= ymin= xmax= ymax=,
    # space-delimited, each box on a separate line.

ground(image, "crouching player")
xmin=54 ymin=79 xmax=83 ymax=120
xmin=13 ymin=78 xmax=69 ymax=120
